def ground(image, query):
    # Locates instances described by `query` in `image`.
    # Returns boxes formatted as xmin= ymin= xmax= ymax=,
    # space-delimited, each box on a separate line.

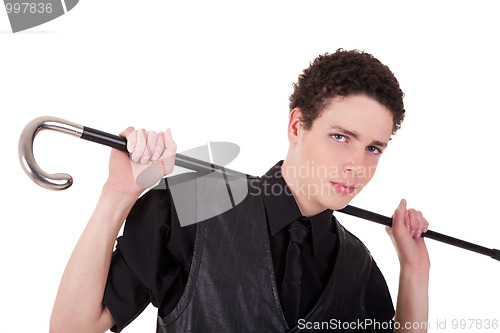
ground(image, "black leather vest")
xmin=157 ymin=177 xmax=374 ymax=333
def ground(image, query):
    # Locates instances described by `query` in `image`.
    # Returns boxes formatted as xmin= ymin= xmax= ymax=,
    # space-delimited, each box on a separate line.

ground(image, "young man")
xmin=50 ymin=49 xmax=430 ymax=332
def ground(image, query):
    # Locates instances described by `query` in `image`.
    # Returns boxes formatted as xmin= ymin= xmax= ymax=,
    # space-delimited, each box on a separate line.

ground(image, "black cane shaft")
xmin=80 ymin=127 xmax=247 ymax=178
xmin=423 ymin=230 xmax=494 ymax=258
xmin=338 ymin=205 xmax=393 ymax=227
xmin=338 ymin=205 xmax=500 ymax=261
xmin=82 ymin=126 xmax=129 ymax=152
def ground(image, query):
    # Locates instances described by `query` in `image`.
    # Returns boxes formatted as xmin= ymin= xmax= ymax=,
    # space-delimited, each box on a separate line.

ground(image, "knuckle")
xmin=121 ymin=126 xmax=134 ymax=136
xmin=148 ymin=132 xmax=157 ymax=141
xmin=155 ymin=146 xmax=164 ymax=154
xmin=137 ymin=128 xmax=147 ymax=137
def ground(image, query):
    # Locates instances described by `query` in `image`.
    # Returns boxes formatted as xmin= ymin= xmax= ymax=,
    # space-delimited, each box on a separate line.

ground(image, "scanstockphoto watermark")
xmin=3 ymin=0 xmax=80 ymax=33
xmin=434 ymin=318 xmax=499 ymax=330
xmin=297 ymin=318 xmax=430 ymax=331
xmin=249 ymin=162 xmax=377 ymax=199
xmin=276 ymin=160 xmax=377 ymax=180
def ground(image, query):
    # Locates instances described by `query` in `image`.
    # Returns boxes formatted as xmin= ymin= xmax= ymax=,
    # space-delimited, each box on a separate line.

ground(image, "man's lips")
xmin=331 ymin=182 xmax=356 ymax=195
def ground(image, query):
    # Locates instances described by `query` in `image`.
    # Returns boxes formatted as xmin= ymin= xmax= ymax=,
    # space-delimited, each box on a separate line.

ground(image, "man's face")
xmin=288 ymin=94 xmax=394 ymax=211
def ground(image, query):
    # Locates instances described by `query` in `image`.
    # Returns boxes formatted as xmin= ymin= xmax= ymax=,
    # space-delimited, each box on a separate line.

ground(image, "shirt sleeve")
xmin=103 ymin=181 xmax=174 ymax=332
xmin=365 ymin=259 xmax=395 ymax=333
xmin=103 ymin=249 xmax=150 ymax=332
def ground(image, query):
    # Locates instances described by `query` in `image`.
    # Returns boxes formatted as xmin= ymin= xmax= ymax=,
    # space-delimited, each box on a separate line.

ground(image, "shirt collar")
xmin=259 ymin=160 xmax=334 ymax=255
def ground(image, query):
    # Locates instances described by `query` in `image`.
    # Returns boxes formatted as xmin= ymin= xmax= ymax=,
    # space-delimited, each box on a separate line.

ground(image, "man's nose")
xmin=342 ymin=154 xmax=364 ymax=176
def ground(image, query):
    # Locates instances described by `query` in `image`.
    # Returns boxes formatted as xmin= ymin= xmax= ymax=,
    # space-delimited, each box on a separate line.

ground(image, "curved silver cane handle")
xmin=18 ymin=116 xmax=84 ymax=190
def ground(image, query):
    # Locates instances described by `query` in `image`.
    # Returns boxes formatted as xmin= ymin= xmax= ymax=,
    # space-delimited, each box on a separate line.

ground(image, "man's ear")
xmin=287 ymin=108 xmax=303 ymax=144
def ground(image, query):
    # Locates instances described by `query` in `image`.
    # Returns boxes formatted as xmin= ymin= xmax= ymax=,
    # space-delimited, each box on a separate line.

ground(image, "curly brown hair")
xmin=289 ymin=49 xmax=405 ymax=134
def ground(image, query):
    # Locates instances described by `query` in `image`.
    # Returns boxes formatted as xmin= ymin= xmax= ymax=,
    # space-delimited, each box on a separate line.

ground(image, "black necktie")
xmin=280 ymin=217 xmax=310 ymax=327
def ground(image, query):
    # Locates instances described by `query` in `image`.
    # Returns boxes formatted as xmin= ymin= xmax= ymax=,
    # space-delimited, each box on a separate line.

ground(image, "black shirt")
xmin=103 ymin=161 xmax=395 ymax=332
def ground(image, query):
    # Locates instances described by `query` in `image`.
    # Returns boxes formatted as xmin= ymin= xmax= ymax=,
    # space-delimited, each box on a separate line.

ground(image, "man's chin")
xmin=328 ymin=190 xmax=363 ymax=210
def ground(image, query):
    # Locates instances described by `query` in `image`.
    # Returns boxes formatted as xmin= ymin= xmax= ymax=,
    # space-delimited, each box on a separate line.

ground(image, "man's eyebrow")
xmin=330 ymin=125 xmax=359 ymax=139
xmin=371 ymin=140 xmax=387 ymax=149
xmin=329 ymin=125 xmax=388 ymax=148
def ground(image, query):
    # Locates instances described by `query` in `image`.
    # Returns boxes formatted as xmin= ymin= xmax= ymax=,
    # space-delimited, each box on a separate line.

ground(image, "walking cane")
xmin=18 ymin=116 xmax=500 ymax=262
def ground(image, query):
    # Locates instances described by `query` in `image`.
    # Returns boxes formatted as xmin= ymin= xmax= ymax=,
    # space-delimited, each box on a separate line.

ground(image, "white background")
xmin=1 ymin=1 xmax=499 ymax=332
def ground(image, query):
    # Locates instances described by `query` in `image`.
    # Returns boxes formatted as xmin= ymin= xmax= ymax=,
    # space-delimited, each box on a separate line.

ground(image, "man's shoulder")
xmin=335 ymin=219 xmax=372 ymax=256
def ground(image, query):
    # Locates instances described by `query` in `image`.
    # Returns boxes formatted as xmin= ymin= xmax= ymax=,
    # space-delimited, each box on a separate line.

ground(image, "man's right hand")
xmin=105 ymin=127 xmax=177 ymax=197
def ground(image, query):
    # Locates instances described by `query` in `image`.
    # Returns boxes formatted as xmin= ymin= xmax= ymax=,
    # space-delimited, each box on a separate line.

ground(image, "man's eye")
xmin=332 ymin=134 xmax=347 ymax=142
xmin=367 ymin=146 xmax=382 ymax=155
